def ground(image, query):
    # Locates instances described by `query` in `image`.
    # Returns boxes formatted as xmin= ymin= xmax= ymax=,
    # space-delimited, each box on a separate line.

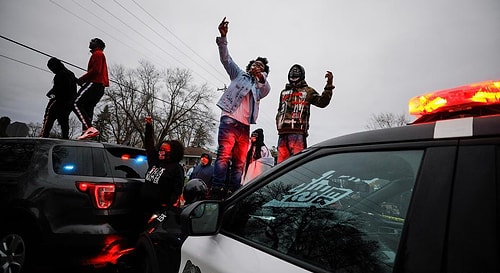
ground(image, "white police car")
xmin=144 ymin=80 xmax=500 ymax=273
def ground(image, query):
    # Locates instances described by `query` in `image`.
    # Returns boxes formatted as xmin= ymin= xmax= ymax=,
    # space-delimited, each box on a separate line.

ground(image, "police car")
xmin=133 ymin=80 xmax=500 ymax=273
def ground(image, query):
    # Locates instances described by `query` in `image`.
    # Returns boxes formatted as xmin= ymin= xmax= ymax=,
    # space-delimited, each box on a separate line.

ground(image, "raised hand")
xmin=218 ymin=17 xmax=229 ymax=37
xmin=325 ymin=71 xmax=334 ymax=85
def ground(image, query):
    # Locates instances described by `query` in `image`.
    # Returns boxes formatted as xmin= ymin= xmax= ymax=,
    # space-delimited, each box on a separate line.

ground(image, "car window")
xmin=0 ymin=142 xmax=35 ymax=173
xmin=222 ymin=150 xmax=423 ymax=273
xmin=92 ymin=147 xmax=110 ymax=177
xmin=52 ymin=146 xmax=94 ymax=176
xmin=104 ymin=147 xmax=148 ymax=179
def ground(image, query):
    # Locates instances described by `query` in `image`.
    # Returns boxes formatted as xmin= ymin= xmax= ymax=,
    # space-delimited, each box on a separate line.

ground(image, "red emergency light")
xmin=409 ymin=80 xmax=500 ymax=117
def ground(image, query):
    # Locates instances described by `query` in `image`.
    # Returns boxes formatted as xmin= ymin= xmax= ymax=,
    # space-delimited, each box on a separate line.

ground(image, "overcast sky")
xmin=1 ymin=0 xmax=499 ymax=148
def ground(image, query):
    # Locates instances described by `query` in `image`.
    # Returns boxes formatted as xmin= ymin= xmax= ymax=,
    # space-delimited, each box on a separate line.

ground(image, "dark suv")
xmin=121 ymin=79 xmax=500 ymax=273
xmin=0 ymin=138 xmax=148 ymax=272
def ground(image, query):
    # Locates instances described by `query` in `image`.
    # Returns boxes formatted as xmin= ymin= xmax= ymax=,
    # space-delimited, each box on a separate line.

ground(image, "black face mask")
xmin=288 ymin=64 xmax=305 ymax=84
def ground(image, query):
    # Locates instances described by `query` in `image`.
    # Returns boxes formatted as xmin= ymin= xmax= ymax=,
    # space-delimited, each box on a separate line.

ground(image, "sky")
xmin=1 ymin=0 xmax=500 ymax=149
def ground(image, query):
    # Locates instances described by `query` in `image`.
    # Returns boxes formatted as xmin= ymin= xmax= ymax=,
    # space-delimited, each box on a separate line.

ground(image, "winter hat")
xmin=251 ymin=128 xmax=264 ymax=143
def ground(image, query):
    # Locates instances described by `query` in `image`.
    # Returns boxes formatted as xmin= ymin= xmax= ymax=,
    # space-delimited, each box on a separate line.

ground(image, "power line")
xmin=68 ymin=0 xmax=170 ymax=70
xmin=50 ymin=0 xmax=224 ymax=90
xmin=0 ymin=35 xmax=220 ymax=124
xmin=0 ymin=34 xmax=85 ymax=72
xmin=0 ymin=53 xmax=50 ymax=73
xmin=89 ymin=0 xmax=220 ymax=88
xmin=130 ymin=0 xmax=228 ymax=81
xmin=49 ymin=0 xmax=164 ymax=71
xmin=113 ymin=0 xmax=227 ymax=85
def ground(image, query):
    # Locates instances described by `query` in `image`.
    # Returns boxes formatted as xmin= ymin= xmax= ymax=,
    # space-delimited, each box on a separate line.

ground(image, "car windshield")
xmin=223 ymin=150 xmax=423 ymax=273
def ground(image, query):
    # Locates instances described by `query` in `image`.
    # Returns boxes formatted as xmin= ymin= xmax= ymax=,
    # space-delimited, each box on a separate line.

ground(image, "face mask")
xmin=158 ymin=143 xmax=171 ymax=160
xmin=288 ymin=65 xmax=305 ymax=84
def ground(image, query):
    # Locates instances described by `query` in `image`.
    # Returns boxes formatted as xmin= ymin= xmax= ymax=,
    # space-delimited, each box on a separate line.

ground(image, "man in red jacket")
xmin=74 ymin=38 xmax=109 ymax=140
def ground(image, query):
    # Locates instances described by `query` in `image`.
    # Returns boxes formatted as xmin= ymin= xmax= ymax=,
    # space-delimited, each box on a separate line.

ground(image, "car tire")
xmin=0 ymin=232 xmax=26 ymax=273
xmin=135 ymin=235 xmax=160 ymax=273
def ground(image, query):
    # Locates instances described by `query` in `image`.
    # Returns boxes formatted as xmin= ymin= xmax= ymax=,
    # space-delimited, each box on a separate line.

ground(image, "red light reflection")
xmin=81 ymin=235 xmax=131 ymax=267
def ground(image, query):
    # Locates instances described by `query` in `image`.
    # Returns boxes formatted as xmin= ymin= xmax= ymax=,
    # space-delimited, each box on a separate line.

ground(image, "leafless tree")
xmin=101 ymin=61 xmax=216 ymax=148
xmin=366 ymin=112 xmax=410 ymax=130
xmin=103 ymin=63 xmax=154 ymax=146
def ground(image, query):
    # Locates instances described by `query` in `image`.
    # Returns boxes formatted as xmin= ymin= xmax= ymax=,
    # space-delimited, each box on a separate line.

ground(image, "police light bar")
xmin=409 ymin=80 xmax=500 ymax=117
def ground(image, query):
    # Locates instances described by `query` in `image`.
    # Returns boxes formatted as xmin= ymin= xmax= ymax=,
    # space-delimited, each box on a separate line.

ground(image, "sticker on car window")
xmin=264 ymin=170 xmax=353 ymax=208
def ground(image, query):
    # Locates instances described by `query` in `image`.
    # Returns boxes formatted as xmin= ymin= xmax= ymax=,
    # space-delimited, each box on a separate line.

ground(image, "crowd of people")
xmin=33 ymin=17 xmax=336 ymax=215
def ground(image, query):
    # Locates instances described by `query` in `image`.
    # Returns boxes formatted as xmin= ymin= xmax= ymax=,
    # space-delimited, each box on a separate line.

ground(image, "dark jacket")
xmin=46 ymin=57 xmax=77 ymax=103
xmin=275 ymin=79 xmax=333 ymax=136
xmin=189 ymin=153 xmax=214 ymax=188
xmin=140 ymin=122 xmax=184 ymax=214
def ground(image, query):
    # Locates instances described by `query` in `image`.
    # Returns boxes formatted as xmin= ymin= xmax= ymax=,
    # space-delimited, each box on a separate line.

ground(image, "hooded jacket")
xmin=189 ymin=153 xmax=214 ymax=187
xmin=276 ymin=64 xmax=334 ymax=136
xmin=46 ymin=57 xmax=77 ymax=102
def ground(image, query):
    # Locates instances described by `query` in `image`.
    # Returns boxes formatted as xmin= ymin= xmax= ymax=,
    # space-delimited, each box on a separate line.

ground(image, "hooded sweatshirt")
xmin=276 ymin=64 xmax=334 ymax=136
xmin=189 ymin=153 xmax=214 ymax=188
xmin=46 ymin=57 xmax=77 ymax=102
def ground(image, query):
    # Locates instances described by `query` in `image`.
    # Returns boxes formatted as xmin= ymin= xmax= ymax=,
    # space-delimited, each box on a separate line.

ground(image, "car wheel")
xmin=135 ymin=248 xmax=157 ymax=273
xmin=0 ymin=232 xmax=26 ymax=273
xmin=135 ymin=235 xmax=160 ymax=273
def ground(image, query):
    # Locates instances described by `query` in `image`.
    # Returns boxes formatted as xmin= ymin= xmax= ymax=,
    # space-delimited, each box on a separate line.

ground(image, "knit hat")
xmin=251 ymin=128 xmax=264 ymax=143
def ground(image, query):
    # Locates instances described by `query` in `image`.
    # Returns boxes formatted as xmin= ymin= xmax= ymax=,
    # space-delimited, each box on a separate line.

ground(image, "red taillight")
xmin=76 ymin=182 xmax=116 ymax=209
xmin=409 ymin=80 xmax=500 ymax=117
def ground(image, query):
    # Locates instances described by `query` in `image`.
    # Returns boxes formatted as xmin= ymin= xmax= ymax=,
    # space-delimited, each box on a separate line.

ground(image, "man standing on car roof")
xmin=276 ymin=64 xmax=334 ymax=163
xmin=211 ymin=17 xmax=271 ymax=200
xmin=74 ymin=38 xmax=109 ymax=140
xmin=40 ymin=57 xmax=77 ymax=139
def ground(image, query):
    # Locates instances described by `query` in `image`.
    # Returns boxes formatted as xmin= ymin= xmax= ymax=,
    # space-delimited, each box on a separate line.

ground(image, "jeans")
xmin=277 ymin=134 xmax=306 ymax=163
xmin=212 ymin=116 xmax=250 ymax=191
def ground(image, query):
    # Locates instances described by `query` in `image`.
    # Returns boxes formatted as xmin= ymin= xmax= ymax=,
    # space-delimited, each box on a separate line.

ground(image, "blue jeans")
xmin=277 ymin=134 xmax=306 ymax=163
xmin=212 ymin=116 xmax=250 ymax=191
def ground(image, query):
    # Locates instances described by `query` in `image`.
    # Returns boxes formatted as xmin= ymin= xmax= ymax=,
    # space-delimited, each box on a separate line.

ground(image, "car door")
xmin=394 ymin=139 xmax=499 ymax=273
xmin=180 ymin=149 xmax=425 ymax=273
xmin=445 ymin=141 xmax=499 ymax=272
xmin=47 ymin=145 xmax=116 ymax=234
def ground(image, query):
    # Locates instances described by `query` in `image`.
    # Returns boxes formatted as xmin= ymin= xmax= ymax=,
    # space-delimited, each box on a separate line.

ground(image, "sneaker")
xmin=77 ymin=127 xmax=100 ymax=140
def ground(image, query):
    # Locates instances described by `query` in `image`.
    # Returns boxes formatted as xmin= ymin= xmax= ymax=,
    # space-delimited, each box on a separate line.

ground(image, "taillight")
xmin=76 ymin=182 xmax=116 ymax=209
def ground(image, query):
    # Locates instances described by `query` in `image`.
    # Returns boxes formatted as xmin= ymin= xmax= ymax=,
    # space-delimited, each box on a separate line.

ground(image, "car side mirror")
xmin=180 ymin=200 xmax=221 ymax=236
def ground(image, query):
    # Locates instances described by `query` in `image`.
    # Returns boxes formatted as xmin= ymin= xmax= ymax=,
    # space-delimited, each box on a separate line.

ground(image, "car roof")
xmin=315 ymin=114 xmax=500 ymax=148
xmin=0 ymin=137 xmax=143 ymax=150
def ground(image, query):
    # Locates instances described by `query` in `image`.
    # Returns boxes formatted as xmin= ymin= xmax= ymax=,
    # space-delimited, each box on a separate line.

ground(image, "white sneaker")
xmin=77 ymin=127 xmax=100 ymax=140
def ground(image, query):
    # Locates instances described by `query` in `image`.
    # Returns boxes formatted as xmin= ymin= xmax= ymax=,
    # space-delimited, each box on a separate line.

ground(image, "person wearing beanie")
xmin=189 ymin=153 xmax=214 ymax=189
xmin=276 ymin=64 xmax=335 ymax=163
xmin=242 ymin=128 xmax=274 ymax=185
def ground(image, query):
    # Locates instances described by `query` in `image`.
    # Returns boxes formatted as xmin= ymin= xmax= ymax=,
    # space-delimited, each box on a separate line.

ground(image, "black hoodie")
xmin=46 ymin=57 xmax=77 ymax=102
